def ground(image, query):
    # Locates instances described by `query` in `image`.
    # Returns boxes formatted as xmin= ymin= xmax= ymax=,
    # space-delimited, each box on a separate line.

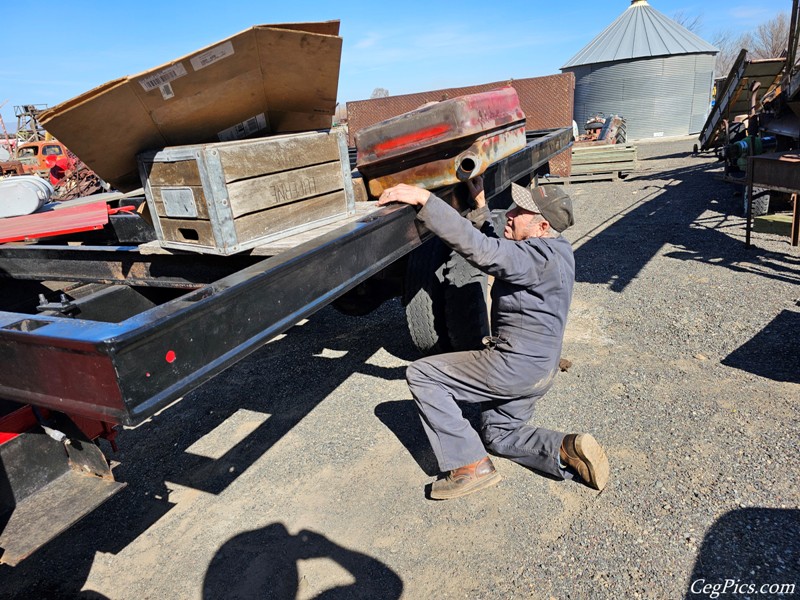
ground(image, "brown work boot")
xmin=560 ymin=433 xmax=610 ymax=491
xmin=430 ymin=456 xmax=501 ymax=500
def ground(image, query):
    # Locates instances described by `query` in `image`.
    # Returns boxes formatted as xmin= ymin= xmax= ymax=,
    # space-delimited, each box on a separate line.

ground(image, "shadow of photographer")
xmin=203 ymin=523 xmax=403 ymax=600
xmin=685 ymin=507 xmax=799 ymax=599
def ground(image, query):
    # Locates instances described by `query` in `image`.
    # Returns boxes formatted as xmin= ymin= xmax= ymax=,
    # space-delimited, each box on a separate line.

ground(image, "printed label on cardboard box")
xmin=190 ymin=41 xmax=235 ymax=71
xmin=160 ymin=83 xmax=175 ymax=101
xmin=139 ymin=63 xmax=188 ymax=92
xmin=218 ymin=113 xmax=269 ymax=142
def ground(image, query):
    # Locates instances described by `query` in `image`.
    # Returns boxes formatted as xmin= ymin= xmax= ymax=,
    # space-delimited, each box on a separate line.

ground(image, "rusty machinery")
xmin=710 ymin=0 xmax=800 ymax=172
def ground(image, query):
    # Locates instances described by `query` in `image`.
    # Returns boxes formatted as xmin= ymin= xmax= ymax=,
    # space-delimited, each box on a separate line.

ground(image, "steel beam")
xmin=483 ymin=128 xmax=573 ymax=199
xmin=0 ymin=245 xmax=263 ymax=289
xmin=0 ymin=205 xmax=425 ymax=425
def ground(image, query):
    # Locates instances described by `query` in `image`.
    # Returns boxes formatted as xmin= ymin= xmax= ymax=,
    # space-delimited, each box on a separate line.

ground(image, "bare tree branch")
xmin=672 ymin=10 xmax=704 ymax=33
xmin=712 ymin=29 xmax=748 ymax=78
xmin=750 ymin=12 xmax=790 ymax=59
xmin=713 ymin=11 xmax=790 ymax=78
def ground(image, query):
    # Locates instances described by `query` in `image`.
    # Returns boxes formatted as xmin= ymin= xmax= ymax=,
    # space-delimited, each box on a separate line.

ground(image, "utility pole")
xmin=14 ymin=104 xmax=48 ymax=145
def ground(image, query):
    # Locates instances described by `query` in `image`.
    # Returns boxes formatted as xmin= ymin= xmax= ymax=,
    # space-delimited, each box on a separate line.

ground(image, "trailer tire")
xmin=403 ymin=238 xmax=452 ymax=355
xmin=745 ymin=186 xmax=770 ymax=217
xmin=442 ymin=252 xmax=490 ymax=351
xmin=403 ymin=237 xmax=491 ymax=355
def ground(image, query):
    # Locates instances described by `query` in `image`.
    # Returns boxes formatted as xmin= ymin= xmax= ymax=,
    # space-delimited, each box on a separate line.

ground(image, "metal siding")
xmin=568 ymin=53 xmax=715 ymax=140
xmin=656 ymin=55 xmax=696 ymax=137
xmin=562 ymin=1 xmax=718 ymax=68
xmin=690 ymin=55 xmax=715 ymax=134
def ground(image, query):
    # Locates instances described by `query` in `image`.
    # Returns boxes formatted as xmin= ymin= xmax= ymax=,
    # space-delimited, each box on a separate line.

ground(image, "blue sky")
xmin=0 ymin=0 xmax=790 ymax=133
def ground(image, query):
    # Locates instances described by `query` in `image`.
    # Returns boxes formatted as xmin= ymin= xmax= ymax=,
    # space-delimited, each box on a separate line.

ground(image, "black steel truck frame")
xmin=0 ymin=127 xmax=571 ymax=427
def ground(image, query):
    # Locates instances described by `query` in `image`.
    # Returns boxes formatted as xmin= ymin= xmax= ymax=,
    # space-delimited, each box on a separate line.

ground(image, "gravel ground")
xmin=1 ymin=138 xmax=798 ymax=599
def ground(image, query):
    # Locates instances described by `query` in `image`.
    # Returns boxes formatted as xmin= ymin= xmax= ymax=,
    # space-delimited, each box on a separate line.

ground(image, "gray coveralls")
xmin=406 ymin=194 xmax=575 ymax=477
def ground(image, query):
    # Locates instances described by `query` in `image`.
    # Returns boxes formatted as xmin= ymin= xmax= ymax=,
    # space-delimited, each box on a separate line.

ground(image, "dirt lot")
xmin=1 ymin=138 xmax=798 ymax=599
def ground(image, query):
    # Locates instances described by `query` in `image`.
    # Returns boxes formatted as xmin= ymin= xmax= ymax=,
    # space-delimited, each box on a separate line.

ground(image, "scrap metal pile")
xmin=695 ymin=0 xmax=800 ymax=246
xmin=0 ymin=118 xmax=107 ymax=216
xmin=51 ymin=156 xmax=107 ymax=201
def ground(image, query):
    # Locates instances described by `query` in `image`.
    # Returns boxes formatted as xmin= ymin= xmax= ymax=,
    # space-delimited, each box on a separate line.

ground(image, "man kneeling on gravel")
xmin=378 ymin=177 xmax=609 ymax=499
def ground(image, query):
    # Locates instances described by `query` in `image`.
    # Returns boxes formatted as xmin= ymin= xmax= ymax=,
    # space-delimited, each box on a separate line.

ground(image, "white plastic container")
xmin=0 ymin=176 xmax=54 ymax=218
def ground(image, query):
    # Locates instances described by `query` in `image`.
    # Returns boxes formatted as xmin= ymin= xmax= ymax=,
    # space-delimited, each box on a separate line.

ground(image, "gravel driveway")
xmin=1 ymin=138 xmax=797 ymax=599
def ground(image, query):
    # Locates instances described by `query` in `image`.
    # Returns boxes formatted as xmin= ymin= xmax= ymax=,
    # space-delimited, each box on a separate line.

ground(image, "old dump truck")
xmin=0 ymin=85 xmax=572 ymax=565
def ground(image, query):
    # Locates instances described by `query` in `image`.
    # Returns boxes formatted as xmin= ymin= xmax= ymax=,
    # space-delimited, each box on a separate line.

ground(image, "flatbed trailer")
xmin=0 ymin=126 xmax=572 ymax=564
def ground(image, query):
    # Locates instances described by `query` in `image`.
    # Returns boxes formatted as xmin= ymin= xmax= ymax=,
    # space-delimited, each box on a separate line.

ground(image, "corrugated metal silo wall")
xmin=689 ymin=55 xmax=716 ymax=133
xmin=566 ymin=54 xmax=715 ymax=140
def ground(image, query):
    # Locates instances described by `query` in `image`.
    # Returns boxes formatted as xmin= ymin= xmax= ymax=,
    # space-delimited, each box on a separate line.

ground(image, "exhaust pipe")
xmin=455 ymin=154 xmax=480 ymax=182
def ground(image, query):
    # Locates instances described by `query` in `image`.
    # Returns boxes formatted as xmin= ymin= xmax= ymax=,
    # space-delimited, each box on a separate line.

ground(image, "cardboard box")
xmin=39 ymin=22 xmax=342 ymax=193
xmin=138 ymin=128 xmax=355 ymax=255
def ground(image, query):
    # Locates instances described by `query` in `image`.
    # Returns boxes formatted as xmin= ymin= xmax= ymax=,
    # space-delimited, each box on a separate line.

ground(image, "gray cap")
xmin=510 ymin=183 xmax=575 ymax=232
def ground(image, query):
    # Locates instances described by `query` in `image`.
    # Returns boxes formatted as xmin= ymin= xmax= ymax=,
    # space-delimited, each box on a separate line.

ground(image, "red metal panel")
xmin=0 ymin=404 xmax=38 ymax=445
xmin=0 ymin=334 xmax=127 ymax=424
xmin=347 ymin=73 xmax=575 ymax=176
xmin=356 ymin=87 xmax=525 ymax=163
xmin=0 ymin=404 xmax=112 ymax=446
xmin=0 ymin=200 xmax=109 ymax=243
xmin=0 ymin=402 xmax=113 ymax=445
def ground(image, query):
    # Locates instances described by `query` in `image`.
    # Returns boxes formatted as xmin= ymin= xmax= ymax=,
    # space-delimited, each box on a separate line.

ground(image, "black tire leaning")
xmin=745 ymin=186 xmax=770 ymax=217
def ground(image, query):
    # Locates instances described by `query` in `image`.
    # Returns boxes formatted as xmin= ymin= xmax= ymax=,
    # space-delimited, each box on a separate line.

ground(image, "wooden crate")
xmin=569 ymin=143 xmax=637 ymax=176
xmin=753 ymin=213 xmax=794 ymax=236
xmin=138 ymin=129 xmax=355 ymax=255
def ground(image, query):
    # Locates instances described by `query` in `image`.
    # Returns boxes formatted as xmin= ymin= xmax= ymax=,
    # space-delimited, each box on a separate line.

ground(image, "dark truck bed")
xmin=0 ymin=126 xmax=570 ymax=566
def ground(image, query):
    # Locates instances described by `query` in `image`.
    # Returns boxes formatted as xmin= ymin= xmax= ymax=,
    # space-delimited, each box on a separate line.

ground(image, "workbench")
xmin=746 ymin=152 xmax=800 ymax=247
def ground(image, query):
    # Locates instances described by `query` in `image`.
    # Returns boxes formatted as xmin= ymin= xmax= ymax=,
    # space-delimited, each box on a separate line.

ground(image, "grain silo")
xmin=561 ymin=0 xmax=718 ymax=140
